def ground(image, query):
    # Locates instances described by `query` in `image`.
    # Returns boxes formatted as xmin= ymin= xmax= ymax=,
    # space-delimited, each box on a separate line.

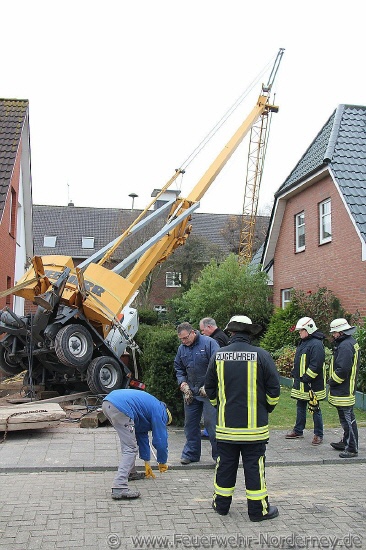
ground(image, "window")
xmin=295 ymin=211 xmax=305 ymax=252
xmin=43 ymin=235 xmax=57 ymax=247
xmin=281 ymin=288 xmax=293 ymax=309
xmin=6 ymin=276 xmax=11 ymax=306
xmin=9 ymin=188 xmax=17 ymax=237
xmin=82 ymin=236 xmax=95 ymax=249
xmin=319 ymin=199 xmax=332 ymax=244
xmin=154 ymin=305 xmax=167 ymax=314
xmin=166 ymin=272 xmax=181 ymax=287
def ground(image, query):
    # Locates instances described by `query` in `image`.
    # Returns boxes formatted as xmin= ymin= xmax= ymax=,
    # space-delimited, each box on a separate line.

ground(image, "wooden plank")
xmin=0 ymin=403 xmax=66 ymax=432
xmin=12 ymin=391 xmax=92 ymax=406
xmin=1 ymin=420 xmax=62 ymax=432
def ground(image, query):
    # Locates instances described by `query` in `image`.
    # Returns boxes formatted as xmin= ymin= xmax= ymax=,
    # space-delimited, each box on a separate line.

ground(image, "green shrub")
xmin=272 ymin=345 xmax=296 ymax=377
xmin=135 ymin=324 xmax=184 ymax=425
xmin=260 ymin=302 xmax=300 ymax=354
xmin=355 ymin=321 xmax=366 ymax=393
xmin=138 ymin=308 xmax=159 ymax=325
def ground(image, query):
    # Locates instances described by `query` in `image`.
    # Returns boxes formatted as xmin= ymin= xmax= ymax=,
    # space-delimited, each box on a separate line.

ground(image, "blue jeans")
xmin=337 ymin=406 xmax=358 ymax=453
xmin=181 ymin=396 xmax=218 ymax=461
xmin=294 ymin=399 xmax=323 ymax=438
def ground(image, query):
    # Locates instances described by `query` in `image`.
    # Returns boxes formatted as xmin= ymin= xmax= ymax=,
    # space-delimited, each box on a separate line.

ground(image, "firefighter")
xmin=286 ymin=317 xmax=326 ymax=445
xmin=204 ymin=315 xmax=280 ymax=521
xmin=328 ymin=318 xmax=360 ymax=458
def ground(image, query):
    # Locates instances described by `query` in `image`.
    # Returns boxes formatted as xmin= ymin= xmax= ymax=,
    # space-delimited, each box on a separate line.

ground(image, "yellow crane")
xmin=0 ymin=49 xmax=284 ymax=394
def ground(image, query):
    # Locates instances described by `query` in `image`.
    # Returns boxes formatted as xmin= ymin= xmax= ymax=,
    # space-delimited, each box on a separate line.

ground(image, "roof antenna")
xmin=67 ymin=182 xmax=74 ymax=207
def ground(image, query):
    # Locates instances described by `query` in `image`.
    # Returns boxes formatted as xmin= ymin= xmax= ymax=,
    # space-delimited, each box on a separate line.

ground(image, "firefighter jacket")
xmin=204 ymin=333 xmax=280 ymax=443
xmin=174 ymin=331 xmax=219 ymax=395
xmin=328 ymin=334 xmax=360 ymax=407
xmin=290 ymin=331 xmax=326 ymax=401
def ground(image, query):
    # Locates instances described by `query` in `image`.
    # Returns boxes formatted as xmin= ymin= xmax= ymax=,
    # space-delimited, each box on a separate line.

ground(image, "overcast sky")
xmin=2 ymin=0 xmax=366 ymax=215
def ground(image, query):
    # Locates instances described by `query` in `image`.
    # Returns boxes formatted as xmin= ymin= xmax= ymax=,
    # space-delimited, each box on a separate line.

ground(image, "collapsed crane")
xmin=0 ymin=49 xmax=284 ymax=395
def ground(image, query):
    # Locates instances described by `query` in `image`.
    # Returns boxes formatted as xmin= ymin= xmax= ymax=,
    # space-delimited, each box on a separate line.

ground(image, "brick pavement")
xmin=0 ymin=465 xmax=366 ymax=549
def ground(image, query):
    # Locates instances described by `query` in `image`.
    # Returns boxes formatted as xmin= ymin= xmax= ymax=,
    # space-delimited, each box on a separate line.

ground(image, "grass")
xmin=269 ymin=385 xmax=366 ymax=429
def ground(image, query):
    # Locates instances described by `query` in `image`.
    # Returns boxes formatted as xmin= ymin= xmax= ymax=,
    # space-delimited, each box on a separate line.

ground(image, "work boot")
xmin=339 ymin=450 xmax=358 ymax=458
xmin=128 ymin=471 xmax=146 ymax=481
xmin=311 ymin=435 xmax=323 ymax=446
xmin=249 ymin=505 xmax=279 ymax=522
xmin=211 ymin=501 xmax=228 ymax=516
xmin=111 ymin=488 xmax=141 ymax=499
xmin=330 ymin=441 xmax=345 ymax=451
xmin=285 ymin=431 xmax=303 ymax=439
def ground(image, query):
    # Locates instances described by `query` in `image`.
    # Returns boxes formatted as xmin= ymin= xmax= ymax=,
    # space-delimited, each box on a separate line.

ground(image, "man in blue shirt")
xmin=102 ymin=389 xmax=171 ymax=499
xmin=174 ymin=322 xmax=219 ymax=464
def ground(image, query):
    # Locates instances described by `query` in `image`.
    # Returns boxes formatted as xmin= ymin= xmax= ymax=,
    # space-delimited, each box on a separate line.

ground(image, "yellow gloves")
xmin=144 ymin=461 xmax=156 ymax=479
xmin=158 ymin=463 xmax=168 ymax=473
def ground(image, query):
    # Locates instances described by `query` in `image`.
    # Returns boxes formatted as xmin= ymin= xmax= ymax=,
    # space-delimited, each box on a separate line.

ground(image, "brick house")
xmin=33 ymin=199 xmax=269 ymax=311
xmin=0 ymin=99 xmax=33 ymax=314
xmin=261 ymin=104 xmax=366 ymax=316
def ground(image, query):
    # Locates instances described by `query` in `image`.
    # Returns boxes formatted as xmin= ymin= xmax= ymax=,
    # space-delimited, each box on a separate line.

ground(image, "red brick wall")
xmin=0 ymin=147 xmax=21 ymax=310
xmin=273 ymin=174 xmax=366 ymax=316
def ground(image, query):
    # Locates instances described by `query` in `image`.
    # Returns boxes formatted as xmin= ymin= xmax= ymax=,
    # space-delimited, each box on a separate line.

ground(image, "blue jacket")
xmin=103 ymin=389 xmax=168 ymax=463
xmin=174 ymin=331 xmax=219 ymax=394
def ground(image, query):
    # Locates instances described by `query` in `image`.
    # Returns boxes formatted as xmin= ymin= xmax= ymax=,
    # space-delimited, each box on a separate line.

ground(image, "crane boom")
xmin=9 ymin=49 xmax=284 ymax=333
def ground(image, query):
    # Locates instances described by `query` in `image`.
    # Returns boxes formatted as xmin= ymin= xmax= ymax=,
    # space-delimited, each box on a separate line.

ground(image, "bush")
xmin=260 ymin=302 xmax=300 ymax=354
xmin=137 ymin=308 xmax=159 ymax=325
xmin=168 ymin=254 xmax=273 ymax=329
xmin=135 ymin=323 xmax=184 ymax=425
xmin=355 ymin=321 xmax=366 ymax=392
xmin=272 ymin=345 xmax=296 ymax=377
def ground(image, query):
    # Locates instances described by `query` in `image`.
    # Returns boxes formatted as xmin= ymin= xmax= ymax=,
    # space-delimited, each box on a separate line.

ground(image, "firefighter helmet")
xmin=295 ymin=317 xmax=317 ymax=335
xmin=330 ymin=318 xmax=355 ymax=334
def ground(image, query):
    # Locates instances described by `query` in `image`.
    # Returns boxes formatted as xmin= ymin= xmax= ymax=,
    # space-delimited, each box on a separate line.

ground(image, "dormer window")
xmin=82 ymin=236 xmax=95 ymax=249
xmin=44 ymin=235 xmax=57 ymax=247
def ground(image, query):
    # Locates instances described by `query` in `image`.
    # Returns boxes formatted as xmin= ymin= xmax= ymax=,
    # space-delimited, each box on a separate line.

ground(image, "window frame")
xmin=295 ymin=211 xmax=305 ymax=252
xmin=82 ymin=236 xmax=95 ymax=249
xmin=319 ymin=198 xmax=332 ymax=244
xmin=281 ymin=288 xmax=293 ymax=309
xmin=43 ymin=235 xmax=57 ymax=247
xmin=165 ymin=271 xmax=182 ymax=288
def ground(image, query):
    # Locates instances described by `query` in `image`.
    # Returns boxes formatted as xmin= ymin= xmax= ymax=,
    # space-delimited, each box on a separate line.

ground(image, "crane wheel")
xmin=54 ymin=324 xmax=93 ymax=368
xmin=0 ymin=345 xmax=24 ymax=376
xmin=86 ymin=356 xmax=124 ymax=394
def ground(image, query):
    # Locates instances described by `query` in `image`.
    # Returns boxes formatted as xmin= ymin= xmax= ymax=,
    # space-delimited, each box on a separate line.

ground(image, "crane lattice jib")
xmin=238 ymin=109 xmax=270 ymax=265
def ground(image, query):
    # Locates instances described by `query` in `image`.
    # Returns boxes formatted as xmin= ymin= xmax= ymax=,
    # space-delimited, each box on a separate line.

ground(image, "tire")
xmin=0 ymin=345 xmax=24 ymax=377
xmin=54 ymin=324 xmax=93 ymax=368
xmin=86 ymin=356 xmax=124 ymax=394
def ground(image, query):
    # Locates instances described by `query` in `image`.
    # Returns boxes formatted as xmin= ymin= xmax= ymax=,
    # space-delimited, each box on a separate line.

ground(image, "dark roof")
xmin=276 ymin=104 xmax=366 ymax=241
xmin=0 ymin=99 xmax=29 ymax=219
xmin=33 ymin=204 xmax=269 ymax=262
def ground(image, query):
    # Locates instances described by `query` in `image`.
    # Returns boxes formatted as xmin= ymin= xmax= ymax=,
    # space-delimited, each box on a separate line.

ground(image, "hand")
xmin=180 ymin=382 xmax=193 ymax=405
xmin=158 ymin=463 xmax=168 ymax=473
xmin=199 ymin=386 xmax=207 ymax=397
xmin=144 ymin=461 xmax=156 ymax=479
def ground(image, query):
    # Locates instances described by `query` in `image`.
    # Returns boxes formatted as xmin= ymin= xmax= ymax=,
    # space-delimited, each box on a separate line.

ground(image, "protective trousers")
xmin=181 ymin=396 xmax=218 ymax=461
xmin=213 ymin=441 xmax=269 ymax=518
xmin=337 ymin=406 xmax=358 ymax=453
xmin=102 ymin=401 xmax=138 ymax=489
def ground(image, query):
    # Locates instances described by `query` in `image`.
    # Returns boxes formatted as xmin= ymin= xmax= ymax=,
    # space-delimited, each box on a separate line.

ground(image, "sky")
xmin=2 ymin=0 xmax=366 ymax=215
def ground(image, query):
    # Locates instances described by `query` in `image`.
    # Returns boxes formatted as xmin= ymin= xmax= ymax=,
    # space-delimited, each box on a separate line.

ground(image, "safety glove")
xmin=158 ymin=463 xmax=168 ymax=473
xmin=144 ymin=461 xmax=156 ymax=479
xmin=180 ymin=382 xmax=193 ymax=405
xmin=308 ymin=388 xmax=320 ymax=414
xmin=198 ymin=386 xmax=207 ymax=397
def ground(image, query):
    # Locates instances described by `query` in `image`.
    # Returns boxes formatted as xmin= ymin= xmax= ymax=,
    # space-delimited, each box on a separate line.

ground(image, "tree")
xmin=168 ymin=253 xmax=273 ymax=329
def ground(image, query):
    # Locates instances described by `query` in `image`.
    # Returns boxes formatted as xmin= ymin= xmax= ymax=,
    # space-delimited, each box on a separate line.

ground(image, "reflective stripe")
xmin=247 ymin=361 xmax=257 ymax=429
xmin=216 ymin=360 xmax=226 ymax=427
xmin=266 ymin=394 xmax=279 ymax=406
xmin=209 ymin=398 xmax=217 ymax=406
xmin=214 ymin=482 xmax=235 ymax=497
xmin=306 ymin=368 xmax=317 ymax=379
xmin=332 ymin=372 xmax=344 ymax=384
xmin=329 ymin=394 xmax=355 ymax=407
xmin=216 ymin=426 xmax=269 ymax=442
xmin=246 ymin=455 xmax=268 ymax=501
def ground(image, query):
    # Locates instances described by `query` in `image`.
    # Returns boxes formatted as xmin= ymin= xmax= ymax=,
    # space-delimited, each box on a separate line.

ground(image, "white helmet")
xmin=330 ymin=318 xmax=355 ymax=334
xmin=295 ymin=317 xmax=317 ymax=335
